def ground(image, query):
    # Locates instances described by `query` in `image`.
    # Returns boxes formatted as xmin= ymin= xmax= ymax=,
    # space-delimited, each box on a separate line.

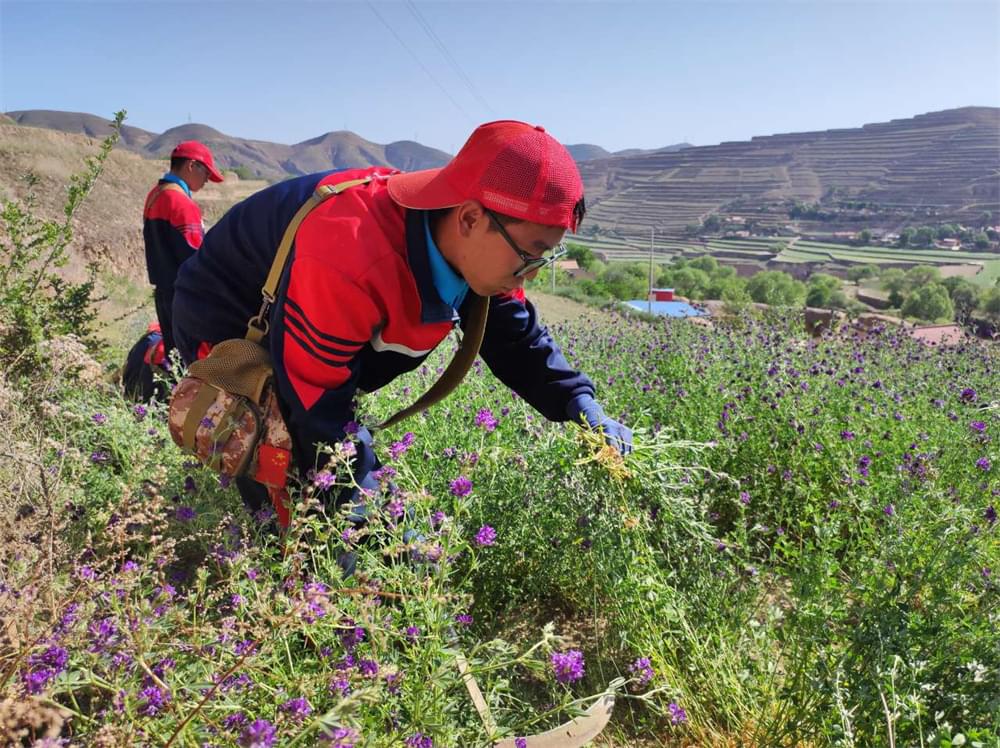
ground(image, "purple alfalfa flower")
xmin=137 ymin=685 xmax=171 ymax=716
xmin=976 ymin=457 xmax=992 ymax=472
xmin=960 ymin=387 xmax=977 ymax=403
xmin=883 ymin=504 xmax=895 ymax=517
xmin=233 ymin=639 xmax=257 ymax=657
xmin=628 ymin=656 xmax=654 ymax=686
xmin=280 ymin=696 xmax=312 ymax=722
xmin=405 ymin=625 xmax=421 ymax=642
xmin=388 ymin=432 xmax=416 ymax=460
xmin=971 ymin=420 xmax=987 ymax=433
xmin=986 ymin=505 xmax=997 ymax=525
xmin=385 ymin=671 xmax=403 ymax=695
xmin=515 ymin=739 xmax=527 ymax=748
xmin=449 ymin=476 xmax=472 ymax=497
xmin=405 ymin=733 xmax=433 ymax=748
xmin=323 ymin=726 xmax=360 ymax=748
xmin=175 ymin=506 xmax=196 ymax=522
xmin=551 ymin=649 xmax=585 ymax=684
xmin=223 ymin=712 xmax=249 ymax=731
xmin=668 ymin=701 xmax=687 ymax=725
xmin=339 ymin=620 xmax=365 ymax=650
xmin=91 ymin=412 xmax=107 ymax=425
xmin=133 ymin=404 xmax=147 ymax=420
xmin=454 ymin=613 xmax=473 ymax=627
xmin=357 ymin=659 xmax=379 ymax=678
xmin=738 ymin=491 xmax=751 ymax=506
xmin=329 ymin=676 xmax=351 ymax=696
xmin=313 ymin=470 xmax=337 ymax=491
xmin=430 ymin=510 xmax=447 ymax=529
xmin=858 ymin=455 xmax=872 ymax=477
xmin=21 ymin=645 xmax=70 ymax=694
xmin=840 ymin=430 xmax=855 ymax=441
xmin=90 ymin=450 xmax=110 ymax=464
xmin=246 ymin=568 xmax=259 ymax=581
xmin=474 ymin=407 xmax=498 ymax=432
xmin=386 ymin=498 xmax=405 ymax=520
xmin=77 ymin=565 xmax=97 ymax=581
xmin=28 ymin=644 xmax=69 ymax=673
xmin=239 ymin=718 xmax=277 ymax=748
xmin=474 ymin=525 xmax=497 ymax=547
xmin=88 ymin=617 xmax=118 ymax=653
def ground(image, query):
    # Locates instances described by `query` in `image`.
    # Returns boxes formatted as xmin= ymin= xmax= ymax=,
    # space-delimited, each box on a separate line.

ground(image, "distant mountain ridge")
xmin=565 ymin=142 xmax=691 ymax=162
xmin=6 ymin=110 xmax=453 ymax=180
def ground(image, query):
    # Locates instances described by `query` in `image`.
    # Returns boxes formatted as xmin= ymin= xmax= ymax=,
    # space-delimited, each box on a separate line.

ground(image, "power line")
xmin=366 ymin=2 xmax=475 ymax=125
xmin=405 ymin=0 xmax=496 ymax=118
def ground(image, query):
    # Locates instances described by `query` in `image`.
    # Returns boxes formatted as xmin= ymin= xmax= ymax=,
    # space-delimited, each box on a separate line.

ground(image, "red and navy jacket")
xmin=173 ymin=167 xmax=596 ymax=489
xmin=142 ymin=180 xmax=204 ymax=288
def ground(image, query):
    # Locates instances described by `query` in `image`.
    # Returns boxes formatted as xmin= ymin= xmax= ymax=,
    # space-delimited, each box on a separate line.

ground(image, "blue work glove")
xmin=566 ymin=395 xmax=633 ymax=455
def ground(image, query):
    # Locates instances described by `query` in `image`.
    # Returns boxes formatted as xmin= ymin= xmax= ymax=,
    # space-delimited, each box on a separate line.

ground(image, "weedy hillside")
xmin=1 ymin=118 xmax=997 ymax=748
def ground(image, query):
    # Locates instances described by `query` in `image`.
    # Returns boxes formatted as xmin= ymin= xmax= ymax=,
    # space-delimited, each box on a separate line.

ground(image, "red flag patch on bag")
xmin=254 ymin=444 xmax=290 ymax=487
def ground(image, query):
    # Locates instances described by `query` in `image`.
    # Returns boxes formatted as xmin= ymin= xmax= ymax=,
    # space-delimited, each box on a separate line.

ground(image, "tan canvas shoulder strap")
xmin=376 ymin=293 xmax=488 ymax=430
xmin=245 ymin=177 xmax=372 ymax=344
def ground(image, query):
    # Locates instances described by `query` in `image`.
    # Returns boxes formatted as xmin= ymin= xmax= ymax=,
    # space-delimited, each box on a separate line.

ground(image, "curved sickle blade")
xmin=494 ymin=691 xmax=616 ymax=748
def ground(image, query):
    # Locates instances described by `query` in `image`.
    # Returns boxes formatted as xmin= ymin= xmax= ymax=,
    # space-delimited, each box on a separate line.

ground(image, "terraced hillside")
xmin=578 ymin=107 xmax=1000 ymax=240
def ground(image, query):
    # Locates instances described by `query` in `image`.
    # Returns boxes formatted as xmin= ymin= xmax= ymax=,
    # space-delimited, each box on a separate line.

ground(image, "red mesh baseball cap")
xmin=171 ymin=140 xmax=224 ymax=183
xmin=387 ymin=120 xmax=584 ymax=231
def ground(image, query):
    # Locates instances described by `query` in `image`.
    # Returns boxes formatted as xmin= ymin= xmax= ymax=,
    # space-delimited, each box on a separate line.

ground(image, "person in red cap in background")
xmin=142 ymin=140 xmax=223 ymax=357
xmin=172 ymin=120 xmax=630 ymax=527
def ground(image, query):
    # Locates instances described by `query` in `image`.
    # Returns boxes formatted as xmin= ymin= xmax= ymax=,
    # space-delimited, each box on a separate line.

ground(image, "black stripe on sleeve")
xmin=285 ymin=296 xmax=368 ymax=347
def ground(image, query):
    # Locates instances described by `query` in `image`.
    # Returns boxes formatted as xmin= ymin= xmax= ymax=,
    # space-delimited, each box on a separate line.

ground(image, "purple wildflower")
xmin=475 ymin=408 xmax=498 ymax=432
xmin=312 ymin=470 xmax=336 ymax=490
xmin=239 ymin=718 xmax=277 ymax=748
xmin=668 ymin=701 xmax=687 ymax=725
xmin=405 ymin=734 xmax=433 ymax=748
xmin=986 ymin=505 xmax=997 ymax=524
xmin=840 ymin=430 xmax=855 ymax=441
xmin=960 ymin=387 xmax=977 ymax=403
xmin=431 ymin=510 xmax=447 ymax=528
xmin=329 ymin=676 xmax=351 ymax=696
xmin=454 ymin=613 xmax=473 ymax=626
xmin=223 ymin=713 xmax=249 ymax=731
xmin=971 ymin=421 xmax=986 ymax=433
xmin=976 ymin=457 xmax=992 ymax=472
xmin=388 ymin=432 xmax=416 ymax=460
xmin=280 ymin=696 xmax=312 ymax=722
xmin=551 ymin=649 xmax=585 ymax=684
xmin=175 ymin=506 xmax=196 ymax=522
xmin=358 ymin=659 xmax=379 ymax=678
xmin=738 ymin=491 xmax=751 ymax=506
xmin=884 ymin=504 xmax=895 ymax=517
xmin=515 ymin=739 xmax=527 ymax=748
xmin=405 ymin=625 xmax=421 ymax=642
xmin=133 ymin=404 xmax=147 ymax=420
xmin=323 ymin=726 xmax=360 ymax=748
xmin=92 ymin=412 xmax=107 ymax=425
xmin=90 ymin=450 xmax=109 ymax=464
xmin=628 ymin=657 xmax=654 ymax=686
xmin=474 ymin=525 xmax=497 ymax=547
xmin=449 ymin=476 xmax=472 ymax=497
xmin=138 ymin=685 xmax=170 ymax=716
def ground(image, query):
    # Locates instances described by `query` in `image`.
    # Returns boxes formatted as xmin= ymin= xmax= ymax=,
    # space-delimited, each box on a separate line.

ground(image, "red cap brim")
xmin=387 ymin=168 xmax=463 ymax=210
xmin=205 ymin=163 xmax=224 ymax=183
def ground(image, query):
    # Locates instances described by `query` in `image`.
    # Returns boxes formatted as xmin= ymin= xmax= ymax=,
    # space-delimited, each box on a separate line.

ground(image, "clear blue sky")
xmin=2 ymin=0 xmax=997 ymax=154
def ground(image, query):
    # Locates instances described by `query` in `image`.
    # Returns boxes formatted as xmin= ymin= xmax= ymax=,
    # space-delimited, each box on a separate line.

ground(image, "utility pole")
xmin=648 ymin=227 xmax=655 ymax=313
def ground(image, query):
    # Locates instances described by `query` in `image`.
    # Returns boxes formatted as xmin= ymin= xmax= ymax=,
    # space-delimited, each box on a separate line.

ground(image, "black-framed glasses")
xmin=485 ymin=208 xmax=567 ymax=278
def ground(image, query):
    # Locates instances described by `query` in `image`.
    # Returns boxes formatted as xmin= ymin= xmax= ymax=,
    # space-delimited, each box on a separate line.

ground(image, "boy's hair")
xmin=170 ymin=156 xmax=191 ymax=172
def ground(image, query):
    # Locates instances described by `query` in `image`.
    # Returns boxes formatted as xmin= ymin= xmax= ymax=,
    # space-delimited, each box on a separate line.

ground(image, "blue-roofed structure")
xmin=624 ymin=300 xmax=710 ymax=318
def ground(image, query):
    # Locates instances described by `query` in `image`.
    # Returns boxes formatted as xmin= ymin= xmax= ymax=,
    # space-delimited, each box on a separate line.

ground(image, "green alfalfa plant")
xmin=0 ymin=109 xmax=125 ymax=379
